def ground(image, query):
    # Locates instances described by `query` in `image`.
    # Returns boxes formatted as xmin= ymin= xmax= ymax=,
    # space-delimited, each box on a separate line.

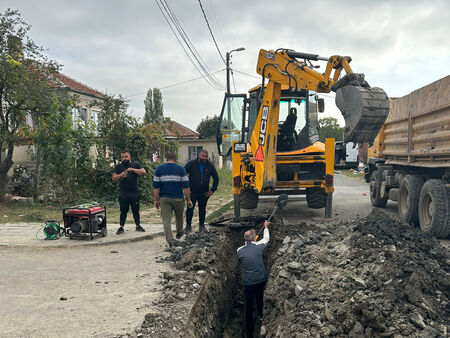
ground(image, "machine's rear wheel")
xmin=398 ymin=175 xmax=423 ymax=226
xmin=306 ymin=188 xmax=326 ymax=209
xmin=369 ymin=171 xmax=387 ymax=208
xmin=418 ymin=179 xmax=450 ymax=238
xmin=239 ymin=189 xmax=259 ymax=210
xmin=101 ymin=227 xmax=107 ymax=237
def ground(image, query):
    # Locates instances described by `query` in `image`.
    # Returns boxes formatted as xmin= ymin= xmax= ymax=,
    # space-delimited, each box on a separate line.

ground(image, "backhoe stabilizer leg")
xmin=335 ymin=85 xmax=390 ymax=145
xmin=325 ymin=193 xmax=333 ymax=219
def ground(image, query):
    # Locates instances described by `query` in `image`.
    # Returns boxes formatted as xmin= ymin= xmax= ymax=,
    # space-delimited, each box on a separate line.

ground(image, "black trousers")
xmin=243 ymin=281 xmax=266 ymax=338
xmin=186 ymin=191 xmax=209 ymax=227
xmin=119 ymin=191 xmax=140 ymax=226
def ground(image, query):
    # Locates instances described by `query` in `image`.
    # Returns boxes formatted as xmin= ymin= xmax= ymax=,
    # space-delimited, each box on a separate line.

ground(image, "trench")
xmin=182 ymin=222 xmax=284 ymax=338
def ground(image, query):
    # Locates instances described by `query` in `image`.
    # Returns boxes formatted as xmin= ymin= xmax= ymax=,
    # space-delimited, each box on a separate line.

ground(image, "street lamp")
xmin=226 ymin=47 xmax=245 ymax=94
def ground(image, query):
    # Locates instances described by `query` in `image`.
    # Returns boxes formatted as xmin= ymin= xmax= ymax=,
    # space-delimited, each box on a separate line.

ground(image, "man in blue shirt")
xmin=237 ymin=220 xmax=270 ymax=338
xmin=153 ymin=152 xmax=193 ymax=246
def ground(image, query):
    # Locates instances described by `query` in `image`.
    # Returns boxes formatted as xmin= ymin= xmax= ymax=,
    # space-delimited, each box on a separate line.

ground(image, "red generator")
xmin=63 ymin=203 xmax=107 ymax=239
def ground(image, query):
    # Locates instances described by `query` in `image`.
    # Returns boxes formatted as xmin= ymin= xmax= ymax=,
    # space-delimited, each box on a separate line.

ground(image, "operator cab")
xmin=217 ymin=86 xmax=324 ymax=156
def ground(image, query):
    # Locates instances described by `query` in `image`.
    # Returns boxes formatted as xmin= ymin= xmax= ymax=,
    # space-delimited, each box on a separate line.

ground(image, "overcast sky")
xmin=2 ymin=0 xmax=449 ymax=130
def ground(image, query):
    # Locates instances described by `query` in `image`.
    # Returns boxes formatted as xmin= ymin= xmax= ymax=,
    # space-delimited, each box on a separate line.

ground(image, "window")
xmin=91 ymin=110 xmax=100 ymax=135
xmin=188 ymin=146 xmax=203 ymax=160
xmin=72 ymin=107 xmax=88 ymax=129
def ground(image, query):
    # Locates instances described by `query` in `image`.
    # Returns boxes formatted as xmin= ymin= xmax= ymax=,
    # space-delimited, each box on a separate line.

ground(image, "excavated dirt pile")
xmin=263 ymin=209 xmax=450 ymax=337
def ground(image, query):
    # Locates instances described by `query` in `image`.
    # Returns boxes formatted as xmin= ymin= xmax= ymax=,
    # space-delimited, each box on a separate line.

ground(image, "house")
xmin=12 ymin=73 xmax=105 ymax=164
xmin=164 ymin=120 xmax=222 ymax=168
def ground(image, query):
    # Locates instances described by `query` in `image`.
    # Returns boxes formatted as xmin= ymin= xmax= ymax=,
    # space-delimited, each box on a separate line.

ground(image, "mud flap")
xmin=335 ymin=85 xmax=389 ymax=145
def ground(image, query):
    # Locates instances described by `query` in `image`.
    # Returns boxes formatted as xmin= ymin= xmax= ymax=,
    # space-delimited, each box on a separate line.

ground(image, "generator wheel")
xmin=418 ymin=179 xmax=450 ymax=238
xmin=306 ymin=188 xmax=326 ymax=209
xmin=370 ymin=171 xmax=387 ymax=208
xmin=398 ymin=175 xmax=424 ymax=226
xmin=101 ymin=227 xmax=107 ymax=237
xmin=239 ymin=189 xmax=259 ymax=209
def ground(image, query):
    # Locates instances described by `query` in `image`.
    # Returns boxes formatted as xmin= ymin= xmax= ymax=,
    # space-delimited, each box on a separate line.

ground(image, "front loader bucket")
xmin=335 ymin=85 xmax=390 ymax=145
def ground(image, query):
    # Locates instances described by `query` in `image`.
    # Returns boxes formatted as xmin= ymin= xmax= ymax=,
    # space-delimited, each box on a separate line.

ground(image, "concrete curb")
xmin=0 ymin=231 xmax=167 ymax=249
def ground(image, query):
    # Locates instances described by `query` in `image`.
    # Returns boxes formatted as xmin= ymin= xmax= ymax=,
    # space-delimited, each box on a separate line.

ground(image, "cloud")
xmin=1 ymin=0 xmax=449 ymax=130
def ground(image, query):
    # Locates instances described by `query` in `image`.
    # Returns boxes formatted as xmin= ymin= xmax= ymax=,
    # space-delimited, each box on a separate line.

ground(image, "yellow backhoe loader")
xmin=216 ymin=49 xmax=389 ymax=218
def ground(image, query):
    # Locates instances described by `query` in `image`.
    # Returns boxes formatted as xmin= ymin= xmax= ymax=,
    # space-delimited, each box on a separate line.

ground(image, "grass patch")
xmin=338 ymin=169 xmax=365 ymax=182
xmin=1 ymin=167 xmax=234 ymax=224
xmin=206 ymin=199 xmax=234 ymax=223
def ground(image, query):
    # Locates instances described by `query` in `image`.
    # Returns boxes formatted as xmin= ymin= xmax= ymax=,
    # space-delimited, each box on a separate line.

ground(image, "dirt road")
xmin=0 ymin=237 xmax=172 ymax=337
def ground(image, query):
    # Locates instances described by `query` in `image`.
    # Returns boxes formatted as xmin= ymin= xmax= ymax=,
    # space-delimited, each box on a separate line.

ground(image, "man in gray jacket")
xmin=237 ymin=220 xmax=270 ymax=338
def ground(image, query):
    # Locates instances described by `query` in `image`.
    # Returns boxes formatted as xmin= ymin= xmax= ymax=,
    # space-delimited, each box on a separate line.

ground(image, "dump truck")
xmin=217 ymin=48 xmax=390 ymax=218
xmin=365 ymin=75 xmax=450 ymax=238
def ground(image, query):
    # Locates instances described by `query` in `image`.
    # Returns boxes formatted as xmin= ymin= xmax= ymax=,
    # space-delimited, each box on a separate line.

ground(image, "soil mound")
xmin=263 ymin=209 xmax=449 ymax=337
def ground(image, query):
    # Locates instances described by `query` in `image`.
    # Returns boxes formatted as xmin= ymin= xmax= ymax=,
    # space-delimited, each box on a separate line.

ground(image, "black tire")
xmin=240 ymin=189 xmax=259 ymax=209
xmin=418 ymin=179 xmax=450 ymax=238
xmin=101 ymin=227 xmax=107 ymax=237
xmin=306 ymin=188 xmax=326 ymax=209
xmin=369 ymin=171 xmax=388 ymax=208
xmin=398 ymin=175 xmax=424 ymax=226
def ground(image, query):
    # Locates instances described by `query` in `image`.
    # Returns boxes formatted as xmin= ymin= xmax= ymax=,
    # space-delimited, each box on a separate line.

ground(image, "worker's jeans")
xmin=119 ymin=191 xmax=140 ymax=226
xmin=160 ymin=197 xmax=184 ymax=243
xmin=243 ymin=281 xmax=266 ymax=338
xmin=186 ymin=191 xmax=209 ymax=228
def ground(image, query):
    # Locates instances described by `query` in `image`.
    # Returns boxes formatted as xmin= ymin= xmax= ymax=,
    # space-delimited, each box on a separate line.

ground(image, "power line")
xmin=125 ymin=69 xmax=225 ymax=98
xmin=155 ymin=0 xmax=224 ymax=90
xmin=197 ymin=0 xmax=225 ymax=65
xmin=232 ymin=69 xmax=260 ymax=79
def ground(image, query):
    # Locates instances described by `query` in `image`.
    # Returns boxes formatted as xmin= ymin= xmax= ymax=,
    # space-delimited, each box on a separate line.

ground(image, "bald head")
xmin=244 ymin=229 xmax=256 ymax=241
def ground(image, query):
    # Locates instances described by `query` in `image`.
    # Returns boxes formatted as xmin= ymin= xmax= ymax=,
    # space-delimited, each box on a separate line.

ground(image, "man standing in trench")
xmin=184 ymin=149 xmax=219 ymax=233
xmin=112 ymin=150 xmax=146 ymax=234
xmin=237 ymin=220 xmax=271 ymax=338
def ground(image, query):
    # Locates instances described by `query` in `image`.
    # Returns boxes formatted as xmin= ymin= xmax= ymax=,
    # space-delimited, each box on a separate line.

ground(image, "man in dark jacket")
xmin=237 ymin=220 xmax=270 ymax=338
xmin=112 ymin=150 xmax=146 ymax=235
xmin=184 ymin=150 xmax=219 ymax=233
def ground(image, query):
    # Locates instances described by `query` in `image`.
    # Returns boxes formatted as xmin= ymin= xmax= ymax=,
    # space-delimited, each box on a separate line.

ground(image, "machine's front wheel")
xmin=306 ymin=188 xmax=326 ymax=209
xmin=239 ymin=189 xmax=259 ymax=210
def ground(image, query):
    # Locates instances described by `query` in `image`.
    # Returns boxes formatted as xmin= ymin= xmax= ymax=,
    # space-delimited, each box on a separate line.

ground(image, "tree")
xmin=0 ymin=9 xmax=63 ymax=200
xmin=318 ymin=117 xmax=344 ymax=142
xmin=95 ymin=94 xmax=135 ymax=164
xmin=196 ymin=114 xmax=220 ymax=139
xmin=143 ymin=88 xmax=163 ymax=124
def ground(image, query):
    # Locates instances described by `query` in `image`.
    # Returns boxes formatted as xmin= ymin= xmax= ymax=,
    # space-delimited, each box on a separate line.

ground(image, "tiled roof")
xmin=56 ymin=73 xmax=105 ymax=98
xmin=165 ymin=120 xmax=199 ymax=138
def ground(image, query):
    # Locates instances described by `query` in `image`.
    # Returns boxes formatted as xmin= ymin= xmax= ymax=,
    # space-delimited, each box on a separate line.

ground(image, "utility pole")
xmin=226 ymin=47 xmax=245 ymax=95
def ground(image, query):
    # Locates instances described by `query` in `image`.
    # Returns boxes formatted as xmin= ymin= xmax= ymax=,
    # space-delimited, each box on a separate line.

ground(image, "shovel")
xmin=255 ymin=194 xmax=288 ymax=240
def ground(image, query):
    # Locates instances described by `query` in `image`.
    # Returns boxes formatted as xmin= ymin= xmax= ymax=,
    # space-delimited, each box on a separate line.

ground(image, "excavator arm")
xmin=256 ymin=49 xmax=389 ymax=145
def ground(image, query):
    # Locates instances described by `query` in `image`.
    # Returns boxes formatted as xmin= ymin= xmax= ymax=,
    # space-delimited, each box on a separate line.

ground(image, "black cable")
xmin=197 ymin=0 xmax=226 ymax=65
xmin=163 ymin=0 xmax=224 ymax=90
xmin=126 ymin=69 xmax=225 ymax=98
xmin=155 ymin=0 xmax=224 ymax=90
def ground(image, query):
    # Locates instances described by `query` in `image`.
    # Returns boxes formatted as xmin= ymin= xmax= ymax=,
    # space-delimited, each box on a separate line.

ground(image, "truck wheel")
xmin=306 ymin=188 xmax=326 ymax=209
xmin=370 ymin=171 xmax=387 ymax=208
xmin=398 ymin=175 xmax=424 ymax=226
xmin=240 ymin=189 xmax=259 ymax=209
xmin=418 ymin=179 xmax=450 ymax=238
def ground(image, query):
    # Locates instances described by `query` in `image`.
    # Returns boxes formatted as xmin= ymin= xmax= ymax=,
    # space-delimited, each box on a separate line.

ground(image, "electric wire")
xmin=126 ymin=69 xmax=225 ymax=98
xmin=232 ymin=69 xmax=260 ymax=79
xmin=163 ymin=0 xmax=224 ymax=89
xmin=155 ymin=0 xmax=224 ymax=90
xmin=197 ymin=0 xmax=226 ymax=65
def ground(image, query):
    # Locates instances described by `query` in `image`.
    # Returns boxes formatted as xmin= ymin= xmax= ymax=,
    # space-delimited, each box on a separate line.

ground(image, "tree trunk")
xmin=0 ymin=140 xmax=15 ymax=201
xmin=32 ymin=144 xmax=41 ymax=201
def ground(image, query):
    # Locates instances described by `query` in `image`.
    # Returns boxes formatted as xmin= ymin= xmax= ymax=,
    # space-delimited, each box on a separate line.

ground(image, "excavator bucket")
xmin=334 ymin=75 xmax=390 ymax=145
